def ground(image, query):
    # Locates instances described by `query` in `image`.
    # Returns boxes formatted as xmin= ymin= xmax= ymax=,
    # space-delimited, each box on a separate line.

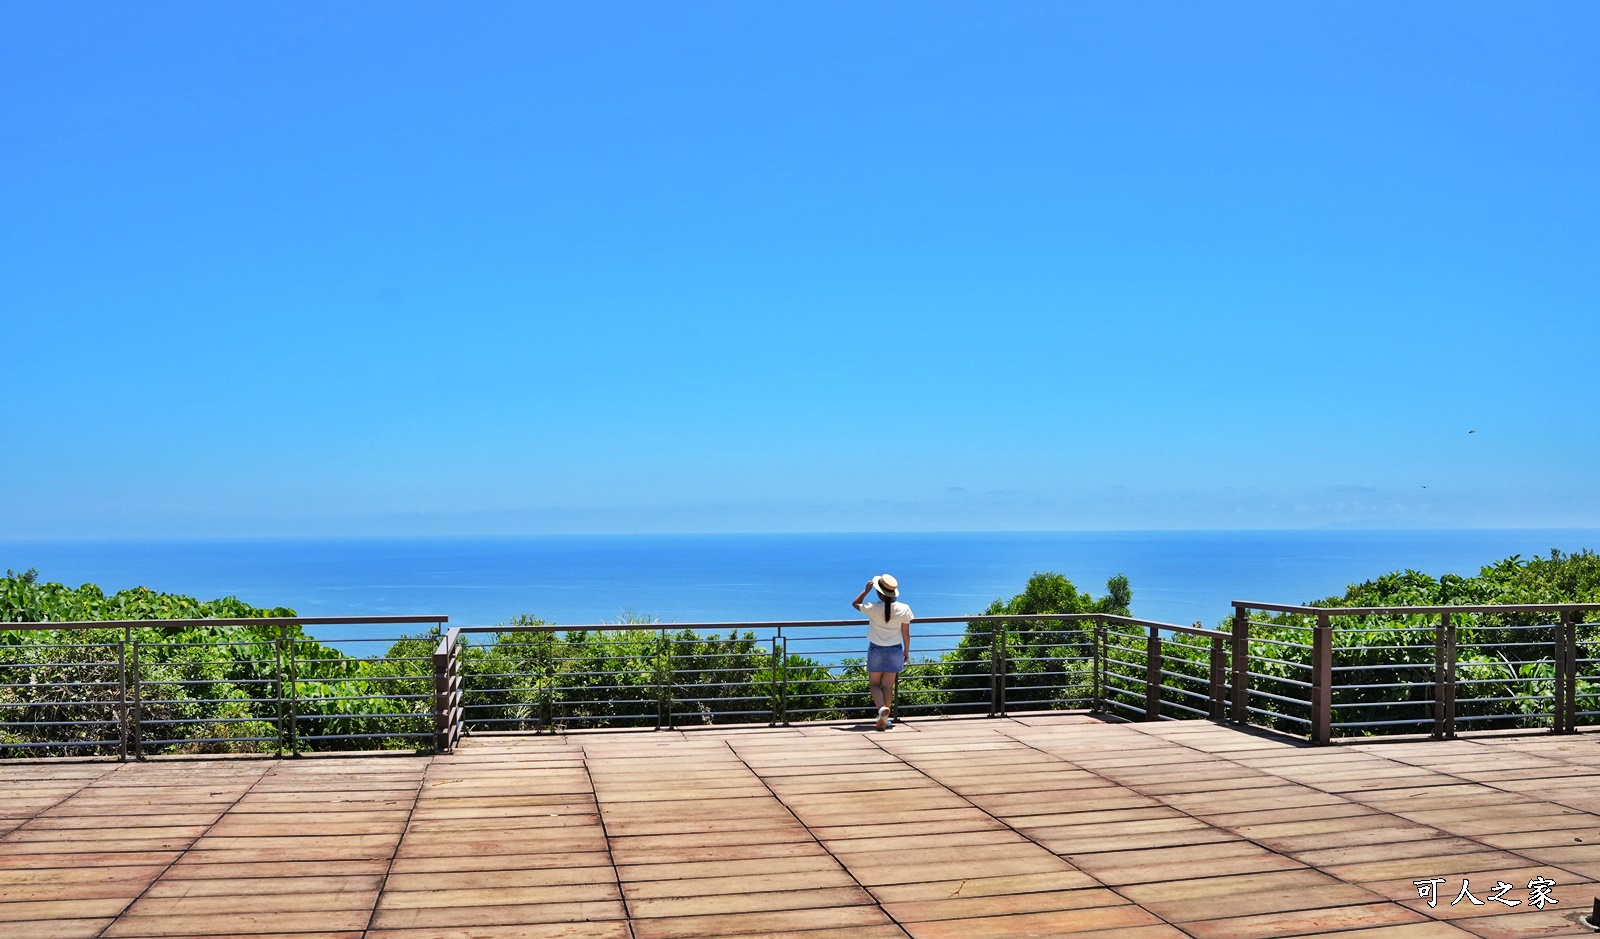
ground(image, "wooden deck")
xmin=3 ymin=715 xmax=1599 ymax=938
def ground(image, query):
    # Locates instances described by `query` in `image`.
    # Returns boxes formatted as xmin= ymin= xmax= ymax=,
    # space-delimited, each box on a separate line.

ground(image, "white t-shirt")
xmin=861 ymin=599 xmax=913 ymax=647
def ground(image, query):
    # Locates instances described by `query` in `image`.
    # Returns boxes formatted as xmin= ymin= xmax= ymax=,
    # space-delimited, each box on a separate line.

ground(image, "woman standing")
xmin=852 ymin=574 xmax=913 ymax=731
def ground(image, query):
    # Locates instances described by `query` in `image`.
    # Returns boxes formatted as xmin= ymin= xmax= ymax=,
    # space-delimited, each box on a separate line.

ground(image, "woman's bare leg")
xmin=882 ymin=673 xmax=898 ymax=713
xmin=869 ymin=672 xmax=887 ymax=710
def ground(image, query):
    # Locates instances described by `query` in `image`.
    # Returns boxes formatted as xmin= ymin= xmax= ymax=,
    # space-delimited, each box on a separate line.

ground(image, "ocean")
xmin=3 ymin=530 xmax=1597 ymax=644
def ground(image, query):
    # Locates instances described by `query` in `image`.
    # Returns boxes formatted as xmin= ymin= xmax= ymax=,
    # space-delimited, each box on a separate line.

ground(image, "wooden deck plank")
xmin=0 ymin=920 xmax=118 ymax=939
xmin=1175 ymin=901 xmax=1429 ymax=938
xmin=3 ymin=716 xmax=1599 ymax=939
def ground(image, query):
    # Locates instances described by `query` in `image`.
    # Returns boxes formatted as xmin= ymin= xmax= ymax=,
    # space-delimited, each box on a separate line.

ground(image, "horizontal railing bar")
xmin=1331 ymin=717 xmax=1434 ymax=728
xmin=1246 ymin=705 xmax=1311 ymax=725
xmin=1329 ymin=626 xmax=1438 ymax=633
xmin=136 ymin=679 xmax=280 ymax=688
xmin=1246 ymin=670 xmax=1313 ymax=687
xmin=0 ymin=719 xmax=120 ymax=727
xmin=136 ymin=696 xmax=277 ymax=705
xmin=3 ymin=615 xmax=448 ymax=630
xmin=1454 ymin=678 xmax=1553 ymax=687
xmin=292 ymin=656 xmax=433 ymax=665
xmin=1004 ymin=702 xmax=1091 ymax=710
xmin=0 ymin=701 xmax=121 ymax=709
xmin=1243 ymin=637 xmax=1313 ymax=650
xmin=134 ymin=640 xmax=285 ymax=648
xmin=292 ymin=713 xmax=427 ymax=721
xmin=0 ymin=680 xmax=121 ymax=690
xmin=1248 ymin=687 xmax=1312 ymax=706
xmin=1162 ymin=700 xmax=1210 ymax=718
xmin=138 ymin=736 xmax=279 ymax=745
xmin=283 ymin=732 xmax=434 ymax=741
xmin=141 ymin=717 xmax=276 ymax=727
xmin=1248 ymin=620 xmax=1312 ymax=631
xmin=291 ymin=693 xmax=431 ymax=703
xmin=1331 ymin=699 xmax=1430 ymax=709
xmin=0 ymin=660 xmax=119 ymax=667
xmin=1246 ymin=654 xmax=1312 ymax=671
xmin=459 ymin=612 xmax=1215 ymax=635
xmin=0 ymin=740 xmax=119 ymax=748
xmin=1235 ymin=600 xmax=1600 ymax=616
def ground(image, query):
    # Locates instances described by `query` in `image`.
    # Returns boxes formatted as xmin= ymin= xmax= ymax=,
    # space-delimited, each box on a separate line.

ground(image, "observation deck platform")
xmin=3 ymin=714 xmax=1599 ymax=939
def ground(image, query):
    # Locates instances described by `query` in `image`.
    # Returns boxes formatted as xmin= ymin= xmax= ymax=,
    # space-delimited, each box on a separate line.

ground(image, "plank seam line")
xmin=864 ymin=722 xmax=1209 ymax=934
xmin=93 ymin=759 xmax=277 ymax=939
xmin=993 ymin=720 xmax=1431 ymax=931
xmin=0 ymin=761 xmax=116 ymax=844
xmin=1086 ymin=720 xmax=1594 ymax=925
xmin=840 ymin=723 xmax=1208 ymax=934
xmin=360 ymin=755 xmax=431 ymax=938
xmin=1325 ymin=734 xmax=1600 ymax=880
xmin=721 ymin=737 xmax=912 ymax=939
xmin=580 ymin=737 xmax=639 ymax=939
xmin=1193 ymin=727 xmax=1600 ymax=880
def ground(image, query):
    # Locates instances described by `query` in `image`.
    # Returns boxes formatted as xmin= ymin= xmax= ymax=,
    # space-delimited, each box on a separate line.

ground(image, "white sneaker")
xmin=876 ymin=706 xmax=889 ymax=731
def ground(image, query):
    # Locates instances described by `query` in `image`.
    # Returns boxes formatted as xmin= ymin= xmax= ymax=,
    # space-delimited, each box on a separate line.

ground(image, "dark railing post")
xmin=129 ymin=638 xmax=142 ymax=760
xmin=1144 ymin=625 xmax=1162 ymax=721
xmin=1556 ymin=611 xmax=1576 ymax=734
xmin=769 ymin=633 xmax=781 ymax=727
xmin=1092 ymin=620 xmax=1105 ymax=713
xmin=1442 ymin=613 xmax=1457 ymax=739
xmin=275 ymin=626 xmax=287 ymax=757
xmin=999 ymin=622 xmax=1010 ymax=718
xmin=117 ymin=631 xmax=128 ymax=762
xmin=1567 ymin=610 xmax=1580 ymax=735
xmin=1230 ymin=606 xmax=1249 ymax=724
xmin=432 ymin=631 xmax=451 ymax=752
xmin=1208 ymin=634 xmax=1226 ymax=722
xmin=1432 ymin=613 xmax=1448 ymax=739
xmin=777 ymin=629 xmax=789 ymax=727
xmin=988 ymin=622 xmax=1001 ymax=718
xmin=451 ymin=631 xmax=463 ymax=747
xmin=286 ymin=633 xmax=298 ymax=755
xmin=539 ymin=640 xmax=555 ymax=733
xmin=656 ymin=627 xmax=668 ymax=732
xmin=1311 ymin=613 xmax=1332 ymax=744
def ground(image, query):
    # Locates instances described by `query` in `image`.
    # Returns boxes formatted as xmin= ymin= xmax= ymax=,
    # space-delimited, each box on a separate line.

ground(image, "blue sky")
xmin=3 ymin=3 xmax=1596 ymax=536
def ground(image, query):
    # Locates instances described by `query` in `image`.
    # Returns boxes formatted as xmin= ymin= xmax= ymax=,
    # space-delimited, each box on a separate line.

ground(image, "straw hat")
xmin=874 ymin=574 xmax=899 ymax=598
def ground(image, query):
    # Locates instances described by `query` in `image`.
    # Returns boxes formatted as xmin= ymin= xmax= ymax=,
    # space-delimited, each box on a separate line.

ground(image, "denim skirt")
xmin=867 ymin=642 xmax=904 ymax=673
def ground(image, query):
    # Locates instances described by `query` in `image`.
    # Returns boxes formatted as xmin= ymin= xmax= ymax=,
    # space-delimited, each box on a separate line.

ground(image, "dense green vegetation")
xmin=1157 ymin=549 xmax=1600 ymax=735
xmin=2 ymin=550 xmax=1595 ymax=755
xmin=0 ymin=567 xmax=439 ymax=754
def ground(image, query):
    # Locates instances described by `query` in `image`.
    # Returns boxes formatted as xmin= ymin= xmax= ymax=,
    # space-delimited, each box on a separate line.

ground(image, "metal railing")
xmin=1230 ymin=602 xmax=1600 ymax=743
xmin=0 ymin=616 xmax=447 ymax=758
xmin=446 ymin=614 xmax=1220 ymax=737
xmin=5 ymin=601 xmax=1598 ymax=758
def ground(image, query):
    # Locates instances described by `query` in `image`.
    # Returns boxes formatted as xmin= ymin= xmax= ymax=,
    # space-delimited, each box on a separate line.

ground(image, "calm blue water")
xmin=3 ymin=531 xmax=1596 ymax=645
